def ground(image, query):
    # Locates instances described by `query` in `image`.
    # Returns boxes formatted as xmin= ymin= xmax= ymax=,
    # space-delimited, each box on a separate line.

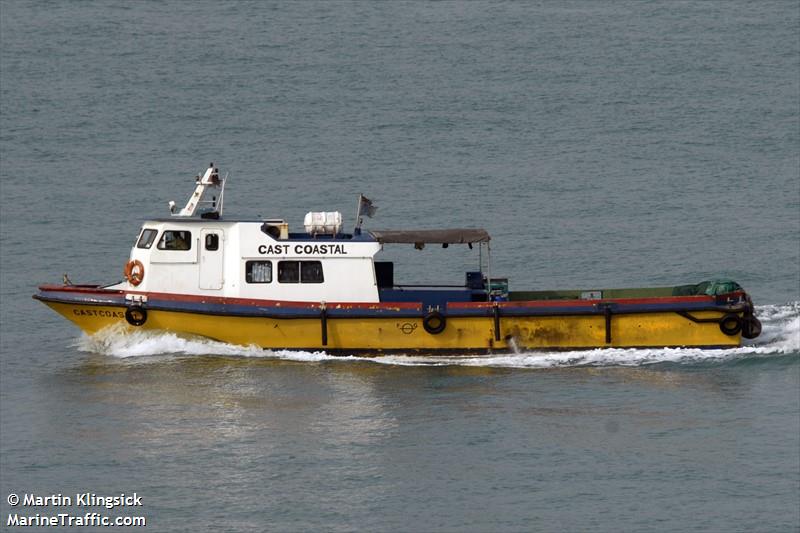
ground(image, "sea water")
xmin=1 ymin=2 xmax=798 ymax=531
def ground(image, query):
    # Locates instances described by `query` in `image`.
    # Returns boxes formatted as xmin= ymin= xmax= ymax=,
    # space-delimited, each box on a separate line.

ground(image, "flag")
xmin=358 ymin=194 xmax=377 ymax=218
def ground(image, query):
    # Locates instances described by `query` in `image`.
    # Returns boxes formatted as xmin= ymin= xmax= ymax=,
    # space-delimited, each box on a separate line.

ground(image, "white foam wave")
xmin=76 ymin=324 xmax=265 ymax=359
xmin=75 ymin=303 xmax=800 ymax=368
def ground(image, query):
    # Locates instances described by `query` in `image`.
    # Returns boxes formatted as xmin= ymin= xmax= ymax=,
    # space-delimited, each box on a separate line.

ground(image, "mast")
xmin=173 ymin=163 xmax=226 ymax=217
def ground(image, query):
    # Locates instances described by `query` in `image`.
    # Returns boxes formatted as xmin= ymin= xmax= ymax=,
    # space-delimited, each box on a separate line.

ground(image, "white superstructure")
xmin=110 ymin=218 xmax=383 ymax=302
xmin=109 ymin=164 xmax=383 ymax=302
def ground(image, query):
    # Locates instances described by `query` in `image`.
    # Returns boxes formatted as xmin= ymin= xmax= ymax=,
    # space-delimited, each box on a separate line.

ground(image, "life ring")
xmin=741 ymin=316 xmax=762 ymax=339
xmin=124 ymin=306 xmax=147 ymax=327
xmin=422 ymin=311 xmax=446 ymax=335
xmin=124 ymin=260 xmax=145 ymax=286
xmin=718 ymin=313 xmax=742 ymax=336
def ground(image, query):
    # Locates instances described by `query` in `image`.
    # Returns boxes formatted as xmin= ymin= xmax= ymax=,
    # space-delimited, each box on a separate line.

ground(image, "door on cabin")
xmin=199 ymin=229 xmax=224 ymax=289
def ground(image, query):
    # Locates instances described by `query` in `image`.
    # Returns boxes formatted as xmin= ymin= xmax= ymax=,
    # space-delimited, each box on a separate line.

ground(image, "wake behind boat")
xmin=34 ymin=163 xmax=762 ymax=353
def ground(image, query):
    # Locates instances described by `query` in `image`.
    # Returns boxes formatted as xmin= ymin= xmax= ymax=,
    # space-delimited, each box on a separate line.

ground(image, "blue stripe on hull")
xmin=35 ymin=289 xmax=746 ymax=320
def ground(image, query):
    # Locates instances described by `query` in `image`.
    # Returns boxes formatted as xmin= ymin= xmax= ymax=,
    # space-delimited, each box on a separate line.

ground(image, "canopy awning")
xmin=369 ymin=229 xmax=490 ymax=244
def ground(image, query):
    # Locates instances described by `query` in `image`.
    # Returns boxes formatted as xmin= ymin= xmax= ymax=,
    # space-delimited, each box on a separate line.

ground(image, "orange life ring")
xmin=124 ymin=260 xmax=145 ymax=286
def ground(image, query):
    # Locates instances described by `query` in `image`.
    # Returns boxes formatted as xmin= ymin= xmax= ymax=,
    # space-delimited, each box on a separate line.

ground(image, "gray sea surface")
xmin=1 ymin=1 xmax=799 ymax=531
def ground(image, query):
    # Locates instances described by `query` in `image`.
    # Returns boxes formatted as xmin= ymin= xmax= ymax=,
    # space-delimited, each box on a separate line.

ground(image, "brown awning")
xmin=369 ymin=229 xmax=490 ymax=244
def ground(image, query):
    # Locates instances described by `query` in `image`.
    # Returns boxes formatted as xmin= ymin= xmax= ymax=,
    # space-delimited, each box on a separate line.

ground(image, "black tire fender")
xmin=741 ymin=316 xmax=762 ymax=339
xmin=125 ymin=306 xmax=147 ymax=327
xmin=422 ymin=311 xmax=447 ymax=335
xmin=719 ymin=313 xmax=742 ymax=336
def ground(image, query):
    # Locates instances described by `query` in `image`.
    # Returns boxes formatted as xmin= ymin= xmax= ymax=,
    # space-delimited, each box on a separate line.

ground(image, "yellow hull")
xmin=44 ymin=301 xmax=742 ymax=351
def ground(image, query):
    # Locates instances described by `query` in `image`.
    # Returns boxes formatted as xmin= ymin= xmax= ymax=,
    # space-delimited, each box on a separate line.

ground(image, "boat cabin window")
xmin=278 ymin=261 xmax=299 ymax=283
xmin=157 ymin=230 xmax=192 ymax=251
xmin=205 ymin=234 xmax=219 ymax=251
xmin=300 ymin=261 xmax=324 ymax=283
xmin=278 ymin=261 xmax=324 ymax=284
xmin=136 ymin=229 xmax=158 ymax=249
xmin=246 ymin=261 xmax=272 ymax=283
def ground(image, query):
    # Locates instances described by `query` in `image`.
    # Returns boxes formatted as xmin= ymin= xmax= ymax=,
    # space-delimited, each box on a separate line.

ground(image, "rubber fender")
xmin=125 ymin=306 xmax=147 ymax=327
xmin=741 ymin=316 xmax=762 ymax=339
xmin=422 ymin=311 xmax=446 ymax=335
xmin=718 ymin=313 xmax=742 ymax=336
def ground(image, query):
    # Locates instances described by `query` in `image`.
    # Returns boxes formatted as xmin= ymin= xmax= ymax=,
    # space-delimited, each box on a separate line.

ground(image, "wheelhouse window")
xmin=278 ymin=261 xmax=300 ymax=283
xmin=157 ymin=230 xmax=192 ymax=251
xmin=246 ymin=261 xmax=272 ymax=283
xmin=136 ymin=229 xmax=158 ymax=249
xmin=278 ymin=261 xmax=324 ymax=284
xmin=205 ymin=233 xmax=219 ymax=251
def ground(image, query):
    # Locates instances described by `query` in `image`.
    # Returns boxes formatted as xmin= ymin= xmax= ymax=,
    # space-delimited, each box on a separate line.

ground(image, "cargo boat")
xmin=34 ymin=164 xmax=761 ymax=353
